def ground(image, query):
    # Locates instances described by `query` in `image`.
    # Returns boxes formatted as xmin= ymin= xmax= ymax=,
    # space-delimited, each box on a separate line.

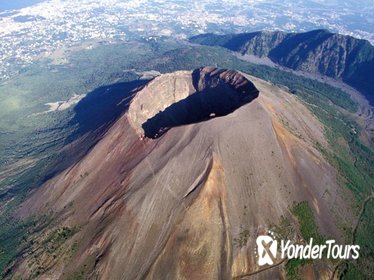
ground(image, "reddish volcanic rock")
xmin=14 ymin=69 xmax=350 ymax=280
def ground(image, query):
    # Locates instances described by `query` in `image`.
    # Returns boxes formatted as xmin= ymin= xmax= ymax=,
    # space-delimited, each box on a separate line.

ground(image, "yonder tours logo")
xmin=256 ymin=231 xmax=360 ymax=266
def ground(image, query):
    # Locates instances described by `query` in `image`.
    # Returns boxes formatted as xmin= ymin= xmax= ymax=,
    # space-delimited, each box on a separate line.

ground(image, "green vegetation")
xmin=285 ymin=259 xmax=309 ymax=280
xmin=0 ymin=197 xmax=54 ymax=278
xmin=190 ymin=31 xmax=374 ymax=99
xmin=342 ymin=262 xmax=367 ymax=280
xmin=312 ymin=107 xmax=373 ymax=201
xmin=291 ymin=201 xmax=324 ymax=244
xmin=300 ymin=65 xmax=373 ymax=278
xmin=0 ymin=40 xmax=361 ymax=201
xmin=239 ymin=63 xmax=357 ymax=113
xmin=270 ymin=215 xmax=310 ymax=280
xmin=0 ymin=200 xmax=56 ymax=278
xmin=42 ymin=227 xmax=75 ymax=250
xmin=282 ymin=202 xmax=325 ymax=279
xmin=26 ymin=226 xmax=76 ymax=278
xmin=0 ymin=39 xmax=181 ymax=198
xmin=227 ymin=39 xmax=374 ymax=279
xmin=0 ymin=39 xmax=372 ymax=278
xmin=0 ymin=213 xmax=37 ymax=278
xmin=342 ymin=200 xmax=374 ymax=279
xmin=235 ymin=46 xmax=373 ymax=279
xmin=140 ymin=44 xmax=358 ymax=113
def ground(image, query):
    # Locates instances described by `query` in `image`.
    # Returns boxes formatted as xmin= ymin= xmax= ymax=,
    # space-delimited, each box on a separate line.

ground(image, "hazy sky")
xmin=0 ymin=0 xmax=46 ymax=11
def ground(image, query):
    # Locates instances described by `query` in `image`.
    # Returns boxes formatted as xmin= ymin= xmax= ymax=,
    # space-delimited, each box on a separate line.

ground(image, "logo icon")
xmin=256 ymin=234 xmax=278 ymax=266
xmin=254 ymin=231 xmax=360 ymax=266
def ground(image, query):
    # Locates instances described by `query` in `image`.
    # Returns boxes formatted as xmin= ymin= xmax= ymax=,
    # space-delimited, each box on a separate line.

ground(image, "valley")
xmin=0 ymin=33 xmax=373 ymax=279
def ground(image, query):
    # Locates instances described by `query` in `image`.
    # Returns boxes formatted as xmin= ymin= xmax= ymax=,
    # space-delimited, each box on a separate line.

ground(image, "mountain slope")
xmin=190 ymin=30 xmax=374 ymax=101
xmin=10 ymin=68 xmax=353 ymax=279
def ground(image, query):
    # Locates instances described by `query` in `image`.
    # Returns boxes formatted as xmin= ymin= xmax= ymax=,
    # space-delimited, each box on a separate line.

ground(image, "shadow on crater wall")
xmin=142 ymin=73 xmax=259 ymax=138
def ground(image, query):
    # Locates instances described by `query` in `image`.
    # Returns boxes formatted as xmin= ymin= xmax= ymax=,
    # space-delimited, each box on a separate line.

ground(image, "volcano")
xmin=14 ymin=67 xmax=351 ymax=279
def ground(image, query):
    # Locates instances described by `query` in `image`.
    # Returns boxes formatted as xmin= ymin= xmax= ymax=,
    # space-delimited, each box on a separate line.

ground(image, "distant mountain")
xmin=1 ymin=39 xmax=373 ymax=279
xmin=190 ymin=30 xmax=374 ymax=101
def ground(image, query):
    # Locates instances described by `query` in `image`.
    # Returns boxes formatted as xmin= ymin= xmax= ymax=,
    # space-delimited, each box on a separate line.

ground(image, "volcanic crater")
xmin=15 ymin=67 xmax=350 ymax=280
